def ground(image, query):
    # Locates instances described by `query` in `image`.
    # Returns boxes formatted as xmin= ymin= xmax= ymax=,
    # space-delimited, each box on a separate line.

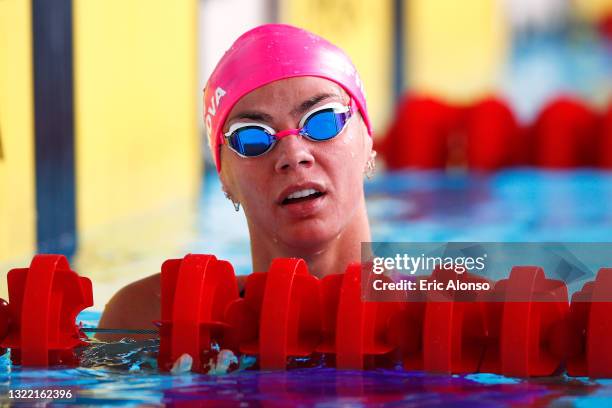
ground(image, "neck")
xmin=249 ymin=201 xmax=372 ymax=278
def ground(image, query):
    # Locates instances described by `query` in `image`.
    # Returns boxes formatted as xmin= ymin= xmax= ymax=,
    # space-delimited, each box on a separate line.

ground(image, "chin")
xmin=281 ymin=222 xmax=339 ymax=253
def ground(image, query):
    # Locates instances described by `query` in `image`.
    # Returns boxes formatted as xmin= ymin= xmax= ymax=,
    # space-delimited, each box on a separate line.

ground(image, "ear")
xmin=219 ymin=174 xmax=234 ymax=199
xmin=360 ymin=116 xmax=373 ymax=162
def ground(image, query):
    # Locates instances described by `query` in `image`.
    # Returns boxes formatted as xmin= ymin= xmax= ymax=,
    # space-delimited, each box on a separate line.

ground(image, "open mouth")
xmin=281 ymin=188 xmax=326 ymax=205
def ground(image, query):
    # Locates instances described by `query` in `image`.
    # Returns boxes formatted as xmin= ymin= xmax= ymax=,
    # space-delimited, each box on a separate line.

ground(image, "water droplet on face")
xmin=350 ymin=152 xmax=355 ymax=158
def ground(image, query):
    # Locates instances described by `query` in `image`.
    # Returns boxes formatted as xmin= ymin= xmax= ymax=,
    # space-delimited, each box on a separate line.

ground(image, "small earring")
xmin=364 ymin=150 xmax=377 ymax=179
xmin=223 ymin=190 xmax=241 ymax=212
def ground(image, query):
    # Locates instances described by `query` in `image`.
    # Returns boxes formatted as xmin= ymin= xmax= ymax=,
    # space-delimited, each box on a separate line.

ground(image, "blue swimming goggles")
xmin=223 ymin=100 xmax=354 ymax=157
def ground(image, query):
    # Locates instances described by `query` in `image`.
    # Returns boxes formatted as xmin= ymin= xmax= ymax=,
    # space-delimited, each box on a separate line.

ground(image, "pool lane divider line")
xmin=32 ymin=0 xmax=77 ymax=256
xmin=2 ymin=254 xmax=612 ymax=377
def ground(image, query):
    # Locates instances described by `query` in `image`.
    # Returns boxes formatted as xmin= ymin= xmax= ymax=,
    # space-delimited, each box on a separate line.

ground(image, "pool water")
xmin=2 ymin=169 xmax=612 ymax=407
xmin=366 ymin=169 xmax=612 ymax=243
xmin=1 ymin=342 xmax=608 ymax=407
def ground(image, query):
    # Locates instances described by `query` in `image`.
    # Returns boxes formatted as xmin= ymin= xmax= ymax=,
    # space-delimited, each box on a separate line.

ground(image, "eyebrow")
xmin=227 ymin=92 xmax=342 ymax=126
xmin=231 ymin=111 xmax=274 ymax=122
xmin=290 ymin=93 xmax=341 ymax=116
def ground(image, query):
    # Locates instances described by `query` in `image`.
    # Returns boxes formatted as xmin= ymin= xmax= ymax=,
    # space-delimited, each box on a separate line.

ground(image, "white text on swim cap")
xmin=205 ymin=87 xmax=227 ymax=136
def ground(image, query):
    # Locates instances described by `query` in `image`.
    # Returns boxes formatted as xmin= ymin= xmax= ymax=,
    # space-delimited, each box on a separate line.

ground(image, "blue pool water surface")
xmin=2 ymin=169 xmax=612 ymax=407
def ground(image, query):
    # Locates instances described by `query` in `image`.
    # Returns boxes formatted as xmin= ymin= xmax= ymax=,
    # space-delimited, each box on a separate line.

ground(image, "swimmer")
xmin=97 ymin=24 xmax=375 ymax=341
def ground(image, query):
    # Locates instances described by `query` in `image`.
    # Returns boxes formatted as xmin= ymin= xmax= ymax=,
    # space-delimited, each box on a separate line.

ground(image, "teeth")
xmin=286 ymin=188 xmax=319 ymax=200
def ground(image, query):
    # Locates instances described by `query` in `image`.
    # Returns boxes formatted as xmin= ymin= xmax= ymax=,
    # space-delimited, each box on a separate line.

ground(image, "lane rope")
xmin=80 ymin=328 xmax=159 ymax=335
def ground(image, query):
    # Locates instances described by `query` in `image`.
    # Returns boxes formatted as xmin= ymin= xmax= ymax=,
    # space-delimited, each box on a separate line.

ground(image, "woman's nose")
xmin=273 ymin=134 xmax=315 ymax=173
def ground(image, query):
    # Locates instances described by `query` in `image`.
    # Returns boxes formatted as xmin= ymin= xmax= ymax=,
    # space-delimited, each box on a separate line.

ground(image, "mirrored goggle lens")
xmin=228 ymin=127 xmax=274 ymax=157
xmin=303 ymin=108 xmax=351 ymax=141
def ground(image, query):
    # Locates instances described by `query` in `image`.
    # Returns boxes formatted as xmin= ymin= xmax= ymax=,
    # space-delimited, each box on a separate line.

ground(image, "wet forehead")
xmin=225 ymin=77 xmax=348 ymax=128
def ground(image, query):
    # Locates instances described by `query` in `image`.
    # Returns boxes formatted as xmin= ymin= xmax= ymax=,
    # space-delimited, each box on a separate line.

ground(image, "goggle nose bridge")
xmin=275 ymin=128 xmax=307 ymax=139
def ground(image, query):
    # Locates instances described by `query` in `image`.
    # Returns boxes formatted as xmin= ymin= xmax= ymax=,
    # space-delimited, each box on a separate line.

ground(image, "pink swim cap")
xmin=204 ymin=23 xmax=372 ymax=172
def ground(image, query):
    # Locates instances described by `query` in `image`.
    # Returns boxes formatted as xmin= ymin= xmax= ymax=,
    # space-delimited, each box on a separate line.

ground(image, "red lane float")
xmin=380 ymin=94 xmax=612 ymax=170
xmin=390 ymin=269 xmax=492 ymax=374
xmin=318 ymin=264 xmax=402 ymax=369
xmin=0 ymin=254 xmax=92 ymax=366
xmin=600 ymin=103 xmax=612 ymax=168
xmin=3 ymin=253 xmax=612 ymax=379
xmin=0 ymin=298 xmax=9 ymax=357
xmin=157 ymin=254 xmax=239 ymax=372
xmin=224 ymin=258 xmax=321 ymax=369
xmin=532 ymin=98 xmax=600 ymax=168
xmin=598 ymin=13 xmax=612 ymax=41
xmin=379 ymin=95 xmax=524 ymax=171
xmin=481 ymin=266 xmax=569 ymax=377
xmin=564 ymin=268 xmax=612 ymax=378
xmin=465 ymin=98 xmax=524 ymax=170
xmin=422 ymin=269 xmax=492 ymax=374
xmin=379 ymin=95 xmax=460 ymax=169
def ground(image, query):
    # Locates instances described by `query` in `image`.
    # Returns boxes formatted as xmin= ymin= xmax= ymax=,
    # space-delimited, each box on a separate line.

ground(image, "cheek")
xmin=237 ymin=172 xmax=267 ymax=203
xmin=324 ymin=139 xmax=368 ymax=210
xmin=232 ymin=164 xmax=273 ymax=213
xmin=325 ymin=134 xmax=367 ymax=184
xmin=325 ymin=156 xmax=365 ymax=206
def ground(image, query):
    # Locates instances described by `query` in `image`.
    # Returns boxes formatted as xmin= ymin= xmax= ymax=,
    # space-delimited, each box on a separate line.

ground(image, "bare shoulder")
xmin=96 ymin=273 xmax=246 ymax=341
xmin=95 ymin=273 xmax=161 ymax=341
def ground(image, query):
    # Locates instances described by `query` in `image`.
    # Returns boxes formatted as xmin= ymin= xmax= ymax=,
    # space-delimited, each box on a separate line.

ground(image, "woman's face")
xmin=220 ymin=76 xmax=372 ymax=252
